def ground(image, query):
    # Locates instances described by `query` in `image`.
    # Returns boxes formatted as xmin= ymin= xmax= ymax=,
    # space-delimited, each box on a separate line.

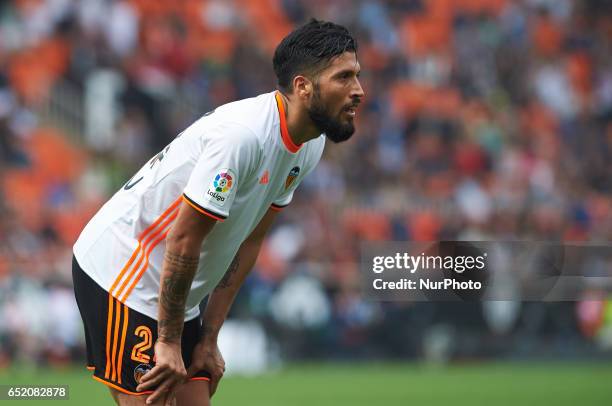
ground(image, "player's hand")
xmin=138 ymin=340 xmax=187 ymax=405
xmin=187 ymin=340 xmax=225 ymax=397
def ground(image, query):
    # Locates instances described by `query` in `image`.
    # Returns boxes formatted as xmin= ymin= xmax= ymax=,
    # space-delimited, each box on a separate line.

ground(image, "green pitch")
xmin=1 ymin=362 xmax=611 ymax=405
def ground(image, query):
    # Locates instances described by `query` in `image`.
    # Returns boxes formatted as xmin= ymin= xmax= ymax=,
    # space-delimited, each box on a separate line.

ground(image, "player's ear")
xmin=293 ymin=75 xmax=313 ymax=100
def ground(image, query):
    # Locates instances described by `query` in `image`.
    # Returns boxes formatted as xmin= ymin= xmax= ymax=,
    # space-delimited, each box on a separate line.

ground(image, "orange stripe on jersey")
xmin=116 ymin=303 xmax=129 ymax=384
xmin=109 ymin=199 xmax=179 ymax=294
xmin=120 ymin=218 xmax=176 ymax=302
xmin=104 ymin=295 xmax=114 ymax=379
xmin=109 ymin=243 xmax=141 ymax=297
xmin=109 ymin=197 xmax=181 ymax=296
xmin=119 ymin=210 xmax=178 ymax=302
xmin=113 ymin=207 xmax=179 ymax=300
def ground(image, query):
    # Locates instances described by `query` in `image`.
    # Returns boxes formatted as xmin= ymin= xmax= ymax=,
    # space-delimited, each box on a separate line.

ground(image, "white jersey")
xmin=74 ymin=91 xmax=325 ymax=321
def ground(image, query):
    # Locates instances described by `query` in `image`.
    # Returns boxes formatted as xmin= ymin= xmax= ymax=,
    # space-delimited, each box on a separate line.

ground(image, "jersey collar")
xmin=275 ymin=91 xmax=302 ymax=153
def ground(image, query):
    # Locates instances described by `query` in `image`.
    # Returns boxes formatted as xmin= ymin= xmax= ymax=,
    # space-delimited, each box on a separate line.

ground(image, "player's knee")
xmin=111 ymin=388 xmax=164 ymax=406
xmin=109 ymin=388 xmax=120 ymax=405
xmin=175 ymin=380 xmax=211 ymax=406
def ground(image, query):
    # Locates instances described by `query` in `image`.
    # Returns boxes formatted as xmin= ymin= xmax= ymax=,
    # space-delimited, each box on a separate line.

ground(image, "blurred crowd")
xmin=1 ymin=0 xmax=611 ymax=367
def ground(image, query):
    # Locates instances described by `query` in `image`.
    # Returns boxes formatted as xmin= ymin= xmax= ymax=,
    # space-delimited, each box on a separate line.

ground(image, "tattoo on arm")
xmin=158 ymin=251 xmax=199 ymax=341
xmin=215 ymin=252 xmax=240 ymax=290
xmin=200 ymin=324 xmax=216 ymax=340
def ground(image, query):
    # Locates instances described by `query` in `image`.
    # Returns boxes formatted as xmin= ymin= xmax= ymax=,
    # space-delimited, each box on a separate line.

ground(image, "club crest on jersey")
xmin=134 ymin=363 xmax=153 ymax=384
xmin=207 ymin=169 xmax=235 ymax=206
xmin=285 ymin=166 xmax=300 ymax=190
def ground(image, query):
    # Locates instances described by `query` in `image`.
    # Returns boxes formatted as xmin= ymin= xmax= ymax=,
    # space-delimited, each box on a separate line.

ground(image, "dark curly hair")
xmin=273 ymin=19 xmax=358 ymax=93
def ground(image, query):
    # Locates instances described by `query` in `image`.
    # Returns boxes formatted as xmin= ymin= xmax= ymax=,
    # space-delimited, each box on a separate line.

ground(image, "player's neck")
xmin=279 ymin=92 xmax=321 ymax=145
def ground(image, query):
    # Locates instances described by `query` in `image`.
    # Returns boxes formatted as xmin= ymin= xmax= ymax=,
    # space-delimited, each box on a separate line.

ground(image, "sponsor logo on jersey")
xmin=207 ymin=169 xmax=235 ymax=206
xmin=134 ymin=363 xmax=153 ymax=384
xmin=285 ymin=166 xmax=300 ymax=190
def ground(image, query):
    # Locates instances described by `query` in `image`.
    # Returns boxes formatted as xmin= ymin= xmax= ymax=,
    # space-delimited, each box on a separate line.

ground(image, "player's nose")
xmin=351 ymin=78 xmax=365 ymax=100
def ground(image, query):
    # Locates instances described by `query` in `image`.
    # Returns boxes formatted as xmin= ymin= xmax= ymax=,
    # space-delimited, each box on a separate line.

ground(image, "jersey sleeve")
xmin=271 ymin=137 xmax=325 ymax=211
xmin=271 ymin=184 xmax=295 ymax=211
xmin=183 ymin=124 xmax=259 ymax=221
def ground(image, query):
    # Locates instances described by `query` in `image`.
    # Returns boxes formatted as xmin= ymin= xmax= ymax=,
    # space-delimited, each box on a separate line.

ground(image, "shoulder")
xmin=199 ymin=121 xmax=262 ymax=155
xmin=214 ymin=92 xmax=276 ymax=136
xmin=209 ymin=94 xmax=279 ymax=145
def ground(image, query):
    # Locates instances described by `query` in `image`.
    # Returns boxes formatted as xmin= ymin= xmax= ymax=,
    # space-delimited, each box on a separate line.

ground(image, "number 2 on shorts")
xmin=131 ymin=325 xmax=152 ymax=363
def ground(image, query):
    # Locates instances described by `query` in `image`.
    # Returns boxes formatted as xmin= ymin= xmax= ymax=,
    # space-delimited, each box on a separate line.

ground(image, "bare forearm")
xmin=158 ymin=250 xmax=199 ymax=342
xmin=201 ymin=240 xmax=262 ymax=341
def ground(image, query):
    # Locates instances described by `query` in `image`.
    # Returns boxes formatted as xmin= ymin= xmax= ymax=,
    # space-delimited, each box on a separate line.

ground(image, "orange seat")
xmin=532 ymin=15 xmax=563 ymax=57
xmin=409 ymin=211 xmax=442 ymax=241
xmin=26 ymin=128 xmax=85 ymax=184
xmin=8 ymin=38 xmax=69 ymax=105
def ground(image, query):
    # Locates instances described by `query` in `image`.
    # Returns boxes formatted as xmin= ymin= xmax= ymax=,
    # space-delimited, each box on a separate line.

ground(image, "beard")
xmin=307 ymin=87 xmax=355 ymax=143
